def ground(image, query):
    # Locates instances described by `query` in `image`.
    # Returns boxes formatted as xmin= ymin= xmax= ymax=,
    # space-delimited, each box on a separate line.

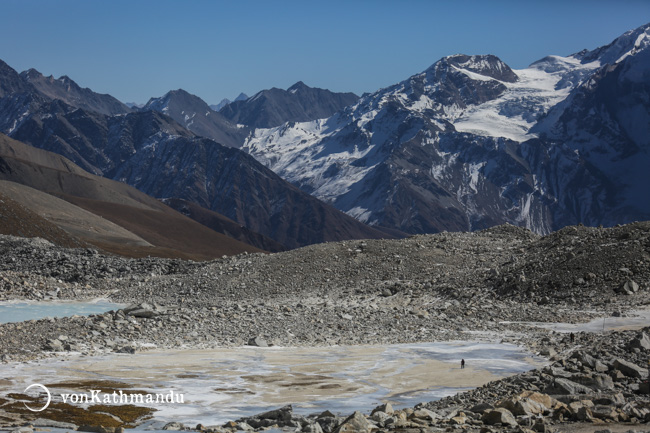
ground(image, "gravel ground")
xmin=0 ymin=222 xmax=649 ymax=431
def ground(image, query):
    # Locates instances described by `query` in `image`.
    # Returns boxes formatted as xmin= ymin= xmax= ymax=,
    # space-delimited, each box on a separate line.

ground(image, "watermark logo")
xmin=23 ymin=383 xmax=51 ymax=412
xmin=21 ymin=383 xmax=184 ymax=411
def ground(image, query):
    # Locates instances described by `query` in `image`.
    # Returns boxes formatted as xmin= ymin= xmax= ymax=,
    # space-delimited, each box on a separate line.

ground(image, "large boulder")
xmin=572 ymin=373 xmax=615 ymax=391
xmin=498 ymin=391 xmax=559 ymax=416
xmin=591 ymin=404 xmax=619 ymax=421
xmin=303 ymin=422 xmax=324 ymax=433
xmin=469 ymin=402 xmax=494 ymax=414
xmin=629 ymin=332 xmax=650 ymax=351
xmin=371 ymin=402 xmax=394 ymax=415
xmin=410 ymin=408 xmax=440 ymax=421
xmin=498 ymin=397 xmax=545 ymax=416
xmin=334 ymin=411 xmax=372 ymax=433
xmin=239 ymin=405 xmax=293 ymax=428
xmin=613 ymin=359 xmax=649 ymax=379
xmin=616 ymin=280 xmax=639 ymax=295
xmin=482 ymin=408 xmax=518 ymax=427
xmin=545 ymin=378 xmax=593 ymax=395
xmin=568 ymin=401 xmax=594 ymax=421
xmin=247 ymin=336 xmax=269 ymax=347
xmin=124 ymin=303 xmax=160 ymax=318
xmin=256 ymin=404 xmax=292 ymax=423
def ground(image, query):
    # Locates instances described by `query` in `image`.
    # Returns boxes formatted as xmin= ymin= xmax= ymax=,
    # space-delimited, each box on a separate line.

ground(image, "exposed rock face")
xmin=220 ymin=81 xmax=359 ymax=129
xmin=20 ymin=68 xmax=131 ymax=116
xmin=143 ymin=89 xmax=247 ymax=148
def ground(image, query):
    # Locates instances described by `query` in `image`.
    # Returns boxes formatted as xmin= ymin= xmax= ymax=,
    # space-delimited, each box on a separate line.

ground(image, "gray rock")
xmin=79 ymin=427 xmax=115 ymax=433
xmin=545 ymin=377 xmax=593 ymax=395
xmin=568 ymin=401 xmax=594 ymax=421
xmin=411 ymin=408 xmax=440 ymax=421
xmin=613 ymin=358 xmax=649 ymax=379
xmin=256 ymin=404 xmax=292 ymax=422
xmin=591 ymin=404 xmax=618 ymax=420
xmin=161 ymin=422 xmax=184 ymax=430
xmin=334 ymin=411 xmax=371 ymax=433
xmin=114 ymin=345 xmax=136 ymax=354
xmin=616 ymin=280 xmax=639 ymax=295
xmin=44 ymin=340 xmax=61 ymax=352
xmin=317 ymin=416 xmax=340 ymax=433
xmin=572 ymin=373 xmax=614 ymax=391
xmin=247 ymin=336 xmax=268 ymax=347
xmin=482 ymin=408 xmax=517 ymax=427
xmin=235 ymin=422 xmax=254 ymax=431
xmin=497 ymin=396 xmax=547 ymax=416
xmin=629 ymin=332 xmax=650 ymax=351
xmin=372 ymin=402 xmax=394 ymax=415
xmin=469 ymin=402 xmax=494 ymax=414
xmin=303 ymin=422 xmax=324 ymax=433
xmin=124 ymin=303 xmax=159 ymax=318
xmin=32 ymin=418 xmax=78 ymax=429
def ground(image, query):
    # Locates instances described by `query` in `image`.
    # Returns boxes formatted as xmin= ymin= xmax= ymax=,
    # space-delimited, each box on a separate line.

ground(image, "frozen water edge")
xmin=0 ymin=341 xmax=546 ymax=429
xmin=499 ymin=307 xmax=650 ymax=333
xmin=0 ymin=299 xmax=124 ymax=324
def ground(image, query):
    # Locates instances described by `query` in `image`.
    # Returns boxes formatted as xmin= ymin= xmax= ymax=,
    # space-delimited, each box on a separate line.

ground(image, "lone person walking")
xmin=461 ymin=358 xmax=465 ymax=369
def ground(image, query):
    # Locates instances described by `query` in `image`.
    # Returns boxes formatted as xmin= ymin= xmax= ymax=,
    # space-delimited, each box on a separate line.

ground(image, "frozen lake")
xmin=0 ymin=299 xmax=123 ymax=323
xmin=500 ymin=307 xmax=650 ymax=333
xmin=0 ymin=341 xmax=546 ymax=428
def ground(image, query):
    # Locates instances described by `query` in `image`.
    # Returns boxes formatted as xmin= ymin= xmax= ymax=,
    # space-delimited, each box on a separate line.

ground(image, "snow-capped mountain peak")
xmin=578 ymin=23 xmax=650 ymax=66
xmin=244 ymin=23 xmax=650 ymax=236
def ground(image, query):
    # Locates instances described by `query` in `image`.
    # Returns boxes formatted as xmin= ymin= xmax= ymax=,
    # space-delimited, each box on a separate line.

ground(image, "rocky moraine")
xmin=0 ymin=222 xmax=649 ymax=432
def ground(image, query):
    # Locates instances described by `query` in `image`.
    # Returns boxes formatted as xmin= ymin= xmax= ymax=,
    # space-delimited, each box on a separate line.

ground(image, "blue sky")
xmin=1 ymin=0 xmax=649 ymax=104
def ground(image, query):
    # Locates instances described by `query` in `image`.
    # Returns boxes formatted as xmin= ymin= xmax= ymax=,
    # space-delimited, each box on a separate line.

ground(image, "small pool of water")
xmin=0 ymin=300 xmax=124 ymax=323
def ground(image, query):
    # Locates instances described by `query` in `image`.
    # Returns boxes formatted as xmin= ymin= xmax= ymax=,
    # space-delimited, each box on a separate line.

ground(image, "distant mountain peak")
xmin=433 ymin=54 xmax=519 ymax=83
xmin=21 ymin=68 xmax=42 ymax=80
xmin=143 ymin=88 xmax=247 ymax=148
xmin=14 ymin=65 xmax=131 ymax=116
xmin=211 ymin=93 xmax=249 ymax=112
xmin=220 ymin=82 xmax=359 ymax=128
xmin=234 ymin=92 xmax=248 ymax=101
xmin=288 ymin=81 xmax=308 ymax=92
xmin=578 ymin=21 xmax=650 ymax=65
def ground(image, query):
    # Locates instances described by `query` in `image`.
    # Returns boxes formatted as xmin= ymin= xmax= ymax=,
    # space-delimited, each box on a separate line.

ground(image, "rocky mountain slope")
xmin=0 ymin=189 xmax=86 ymax=249
xmin=0 ymin=133 xmax=263 ymax=259
xmin=220 ymin=81 xmax=359 ymax=129
xmin=143 ymin=89 xmax=247 ymax=148
xmin=244 ymin=24 xmax=650 ymax=235
xmin=161 ymin=198 xmax=287 ymax=253
xmin=0 ymin=63 xmax=391 ymax=249
xmin=20 ymin=68 xmax=132 ymax=116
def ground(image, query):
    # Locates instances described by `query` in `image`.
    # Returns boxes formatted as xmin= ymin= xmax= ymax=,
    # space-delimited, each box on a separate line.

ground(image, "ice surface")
xmin=0 ymin=342 xmax=545 ymax=428
xmin=0 ymin=299 xmax=123 ymax=324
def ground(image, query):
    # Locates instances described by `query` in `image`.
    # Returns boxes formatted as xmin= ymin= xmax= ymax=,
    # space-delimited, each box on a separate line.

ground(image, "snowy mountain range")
xmin=0 ymin=22 xmax=647 ymax=244
xmin=243 ymin=23 xmax=650 ymax=234
xmin=0 ymin=61 xmax=392 ymax=249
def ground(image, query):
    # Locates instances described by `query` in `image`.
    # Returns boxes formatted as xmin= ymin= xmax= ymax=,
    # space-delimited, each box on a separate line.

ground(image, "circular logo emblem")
xmin=23 ymin=383 xmax=51 ymax=412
